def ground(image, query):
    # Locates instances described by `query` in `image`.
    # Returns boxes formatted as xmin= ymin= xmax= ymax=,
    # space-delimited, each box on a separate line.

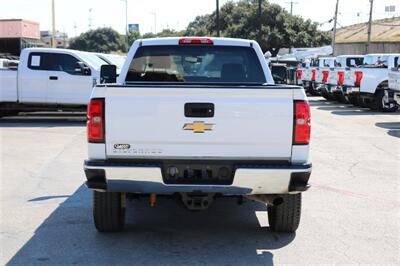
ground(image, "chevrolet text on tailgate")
xmin=84 ymin=37 xmax=312 ymax=233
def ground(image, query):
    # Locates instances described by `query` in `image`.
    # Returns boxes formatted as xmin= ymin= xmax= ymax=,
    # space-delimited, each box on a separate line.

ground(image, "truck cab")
xmin=0 ymin=48 xmax=108 ymax=116
xmin=388 ymin=58 xmax=400 ymax=105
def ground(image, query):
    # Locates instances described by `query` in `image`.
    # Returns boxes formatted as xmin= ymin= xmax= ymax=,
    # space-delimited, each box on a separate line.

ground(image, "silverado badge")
xmin=183 ymin=121 xmax=214 ymax=133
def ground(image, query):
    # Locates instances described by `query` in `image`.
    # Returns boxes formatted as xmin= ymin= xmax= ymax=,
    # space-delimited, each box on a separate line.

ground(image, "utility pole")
xmin=331 ymin=0 xmax=339 ymax=55
xmin=366 ymin=0 xmax=374 ymax=53
xmin=286 ymin=1 xmax=299 ymax=15
xmin=216 ymin=0 xmax=220 ymax=37
xmin=286 ymin=1 xmax=298 ymax=53
xmin=51 ymin=0 xmax=56 ymax=48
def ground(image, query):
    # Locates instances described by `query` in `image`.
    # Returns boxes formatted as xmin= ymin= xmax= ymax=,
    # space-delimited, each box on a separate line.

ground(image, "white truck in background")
xmin=84 ymin=37 xmax=312 ymax=233
xmin=298 ymin=58 xmax=320 ymax=95
xmin=325 ymin=55 xmax=364 ymax=102
xmin=314 ymin=57 xmax=336 ymax=100
xmin=95 ymin=53 xmax=126 ymax=70
xmin=345 ymin=54 xmax=399 ymax=112
xmin=388 ymin=59 xmax=400 ymax=105
xmin=0 ymin=48 xmax=108 ymax=117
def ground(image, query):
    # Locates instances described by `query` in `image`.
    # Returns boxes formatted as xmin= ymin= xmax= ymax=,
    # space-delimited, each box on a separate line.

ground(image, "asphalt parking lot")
xmin=1 ymin=97 xmax=399 ymax=265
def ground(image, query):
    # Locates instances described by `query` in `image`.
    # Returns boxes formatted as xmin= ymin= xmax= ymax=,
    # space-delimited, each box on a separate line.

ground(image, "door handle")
xmin=185 ymin=103 xmax=214 ymax=118
xmin=49 ymin=76 xmax=58 ymax=80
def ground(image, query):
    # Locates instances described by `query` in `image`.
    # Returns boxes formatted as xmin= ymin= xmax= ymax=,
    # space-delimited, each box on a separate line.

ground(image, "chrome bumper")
xmin=84 ymin=160 xmax=312 ymax=195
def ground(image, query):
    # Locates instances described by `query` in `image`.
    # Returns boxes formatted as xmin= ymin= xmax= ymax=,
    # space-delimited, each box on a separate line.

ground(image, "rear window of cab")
xmin=125 ymin=45 xmax=266 ymax=84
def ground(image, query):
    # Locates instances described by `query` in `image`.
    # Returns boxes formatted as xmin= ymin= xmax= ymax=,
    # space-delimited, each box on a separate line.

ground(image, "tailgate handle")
xmin=185 ymin=103 xmax=214 ymax=118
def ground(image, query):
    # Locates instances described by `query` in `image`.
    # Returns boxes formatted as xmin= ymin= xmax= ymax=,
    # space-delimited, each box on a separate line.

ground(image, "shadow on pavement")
xmin=375 ymin=122 xmax=400 ymax=138
xmin=0 ymin=112 xmax=86 ymax=128
xmin=7 ymin=185 xmax=295 ymax=265
xmin=309 ymin=99 xmax=400 ymax=116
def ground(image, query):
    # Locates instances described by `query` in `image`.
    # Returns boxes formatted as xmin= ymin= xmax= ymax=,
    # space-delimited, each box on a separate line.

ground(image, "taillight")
xmin=322 ymin=71 xmax=329 ymax=83
xmin=87 ymin=98 xmax=105 ymax=143
xmin=179 ymin=38 xmax=213 ymax=45
xmin=338 ymin=71 xmax=344 ymax=85
xmin=354 ymin=71 xmax=363 ymax=87
xmin=311 ymin=69 xmax=316 ymax=81
xmin=297 ymin=70 xmax=303 ymax=80
xmin=294 ymin=101 xmax=311 ymax=145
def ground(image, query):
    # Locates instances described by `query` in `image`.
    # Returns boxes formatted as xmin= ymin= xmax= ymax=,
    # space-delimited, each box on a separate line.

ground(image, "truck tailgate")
xmin=104 ymin=87 xmax=294 ymax=160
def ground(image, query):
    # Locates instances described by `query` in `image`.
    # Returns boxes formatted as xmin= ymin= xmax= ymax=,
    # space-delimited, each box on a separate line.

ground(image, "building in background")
xmin=0 ymin=19 xmax=42 ymax=56
xmin=334 ymin=17 xmax=400 ymax=55
xmin=40 ymin=30 xmax=69 ymax=48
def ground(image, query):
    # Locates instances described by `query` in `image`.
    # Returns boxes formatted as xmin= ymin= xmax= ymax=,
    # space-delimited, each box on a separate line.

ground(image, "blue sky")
xmin=1 ymin=0 xmax=399 ymax=37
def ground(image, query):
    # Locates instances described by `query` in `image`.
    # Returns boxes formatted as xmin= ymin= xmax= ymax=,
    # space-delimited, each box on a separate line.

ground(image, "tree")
xmin=185 ymin=0 xmax=331 ymax=56
xmin=126 ymin=30 xmax=141 ymax=47
xmin=69 ymin=27 xmax=126 ymax=53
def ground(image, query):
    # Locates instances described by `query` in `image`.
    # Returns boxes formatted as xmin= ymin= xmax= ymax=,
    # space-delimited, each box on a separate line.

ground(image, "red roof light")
xmin=179 ymin=38 xmax=214 ymax=45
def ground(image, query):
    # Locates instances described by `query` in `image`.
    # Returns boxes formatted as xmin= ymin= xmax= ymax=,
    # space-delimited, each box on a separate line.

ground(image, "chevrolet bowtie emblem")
xmin=183 ymin=121 xmax=214 ymax=133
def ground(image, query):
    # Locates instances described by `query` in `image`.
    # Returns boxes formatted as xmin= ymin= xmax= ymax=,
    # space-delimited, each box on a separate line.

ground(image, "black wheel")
xmin=374 ymin=90 xmax=399 ymax=112
xmin=349 ymin=95 xmax=361 ymax=106
xmin=0 ymin=111 xmax=19 ymax=118
xmin=268 ymin=194 xmax=301 ymax=233
xmin=343 ymin=94 xmax=351 ymax=104
xmin=359 ymin=97 xmax=369 ymax=108
xmin=335 ymin=92 xmax=349 ymax=103
xmin=93 ymin=191 xmax=126 ymax=232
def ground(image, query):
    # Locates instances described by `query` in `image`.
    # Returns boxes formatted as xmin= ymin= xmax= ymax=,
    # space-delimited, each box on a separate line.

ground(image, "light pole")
xmin=51 ymin=0 xmax=56 ymax=48
xmin=121 ymin=0 xmax=128 ymax=47
xmin=150 ymin=12 xmax=157 ymax=34
xmin=258 ymin=0 xmax=262 ymax=43
xmin=216 ymin=0 xmax=220 ymax=37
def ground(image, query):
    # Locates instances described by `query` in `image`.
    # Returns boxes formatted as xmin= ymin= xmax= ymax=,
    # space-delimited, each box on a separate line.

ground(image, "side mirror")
xmin=75 ymin=62 xmax=91 ymax=76
xmin=100 ymin=64 xmax=117 ymax=84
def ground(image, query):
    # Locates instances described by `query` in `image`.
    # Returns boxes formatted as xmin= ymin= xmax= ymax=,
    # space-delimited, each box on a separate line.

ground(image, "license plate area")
xmin=162 ymin=161 xmax=234 ymax=185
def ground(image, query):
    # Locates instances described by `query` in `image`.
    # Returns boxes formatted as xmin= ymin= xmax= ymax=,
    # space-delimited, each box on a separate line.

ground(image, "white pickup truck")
xmin=345 ymin=54 xmax=399 ymax=111
xmin=95 ymin=53 xmax=126 ymax=70
xmin=315 ymin=57 xmax=336 ymax=100
xmin=388 ymin=61 xmax=400 ymax=105
xmin=0 ymin=48 xmax=107 ymax=116
xmin=298 ymin=58 xmax=320 ymax=95
xmin=84 ymin=37 xmax=312 ymax=233
xmin=325 ymin=55 xmax=364 ymax=102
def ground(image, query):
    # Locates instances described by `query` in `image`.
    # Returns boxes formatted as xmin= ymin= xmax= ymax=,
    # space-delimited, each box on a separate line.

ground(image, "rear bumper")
xmin=84 ymin=159 xmax=312 ymax=195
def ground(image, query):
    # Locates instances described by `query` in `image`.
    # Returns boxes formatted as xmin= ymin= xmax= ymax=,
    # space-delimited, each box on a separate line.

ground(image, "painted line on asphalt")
xmin=312 ymin=182 xmax=400 ymax=206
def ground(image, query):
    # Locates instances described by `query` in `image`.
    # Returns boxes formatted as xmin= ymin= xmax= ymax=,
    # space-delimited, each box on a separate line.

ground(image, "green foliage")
xmin=184 ymin=0 xmax=331 ymax=55
xmin=126 ymin=30 xmax=141 ymax=47
xmin=69 ymin=27 xmax=126 ymax=53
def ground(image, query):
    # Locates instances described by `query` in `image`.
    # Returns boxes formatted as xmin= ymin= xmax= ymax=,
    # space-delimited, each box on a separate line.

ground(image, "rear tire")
xmin=268 ymin=194 xmax=301 ymax=233
xmin=93 ymin=191 xmax=125 ymax=232
xmin=374 ymin=90 xmax=398 ymax=112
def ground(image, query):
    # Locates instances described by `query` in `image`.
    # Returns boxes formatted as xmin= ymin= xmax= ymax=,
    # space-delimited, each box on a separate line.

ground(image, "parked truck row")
xmin=297 ymin=53 xmax=400 ymax=112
